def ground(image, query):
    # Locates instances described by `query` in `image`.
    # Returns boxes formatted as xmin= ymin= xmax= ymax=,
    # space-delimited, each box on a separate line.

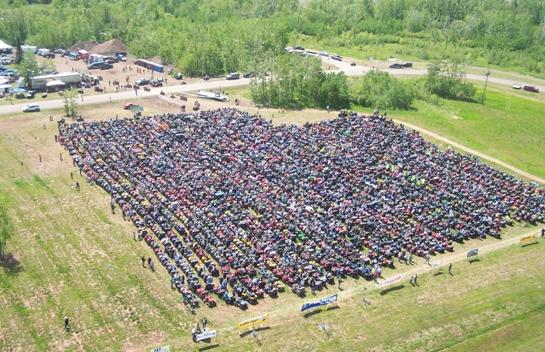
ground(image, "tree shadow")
xmin=0 ymin=253 xmax=24 ymax=276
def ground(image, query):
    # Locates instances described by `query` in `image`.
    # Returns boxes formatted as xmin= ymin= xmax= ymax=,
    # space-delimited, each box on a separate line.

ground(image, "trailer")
xmin=135 ymin=58 xmax=164 ymax=73
xmin=88 ymin=54 xmax=105 ymax=63
xmin=196 ymin=90 xmax=229 ymax=102
xmin=21 ymin=45 xmax=38 ymax=54
xmin=78 ymin=50 xmax=90 ymax=60
xmin=30 ymin=72 xmax=81 ymax=91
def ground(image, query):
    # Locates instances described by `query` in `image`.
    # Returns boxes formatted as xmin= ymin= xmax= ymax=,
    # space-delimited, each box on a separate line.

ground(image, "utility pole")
xmin=481 ymin=69 xmax=490 ymax=105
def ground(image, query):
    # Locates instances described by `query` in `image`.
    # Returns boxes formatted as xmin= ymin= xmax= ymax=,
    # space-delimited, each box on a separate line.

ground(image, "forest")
xmin=1 ymin=0 xmax=545 ymax=78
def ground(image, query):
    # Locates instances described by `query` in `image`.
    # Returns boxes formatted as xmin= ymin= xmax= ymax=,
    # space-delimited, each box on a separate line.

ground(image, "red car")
xmin=124 ymin=103 xmax=137 ymax=110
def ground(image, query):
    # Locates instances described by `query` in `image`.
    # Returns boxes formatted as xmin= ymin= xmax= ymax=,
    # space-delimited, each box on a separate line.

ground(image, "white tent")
xmin=0 ymin=40 xmax=13 ymax=52
xmin=46 ymin=79 xmax=65 ymax=87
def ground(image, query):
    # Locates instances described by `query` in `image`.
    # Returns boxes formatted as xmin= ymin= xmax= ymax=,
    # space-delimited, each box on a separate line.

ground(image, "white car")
xmin=22 ymin=104 xmax=40 ymax=113
xmin=512 ymin=84 xmax=522 ymax=90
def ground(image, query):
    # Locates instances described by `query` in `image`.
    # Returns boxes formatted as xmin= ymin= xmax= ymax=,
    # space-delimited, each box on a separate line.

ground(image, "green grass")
xmin=388 ymin=86 xmax=545 ymax=180
xmin=0 ymin=97 xmax=544 ymax=351
xmin=292 ymin=33 xmax=545 ymax=81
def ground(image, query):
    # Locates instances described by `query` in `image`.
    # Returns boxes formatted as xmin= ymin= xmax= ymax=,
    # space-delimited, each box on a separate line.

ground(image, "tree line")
xmin=1 ymin=0 xmax=545 ymax=76
xmin=251 ymin=55 xmax=475 ymax=111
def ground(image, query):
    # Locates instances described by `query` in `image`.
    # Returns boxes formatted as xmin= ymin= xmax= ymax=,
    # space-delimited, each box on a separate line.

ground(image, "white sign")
xmin=378 ymin=274 xmax=403 ymax=287
xmin=150 ymin=345 xmax=170 ymax=352
xmin=195 ymin=330 xmax=217 ymax=342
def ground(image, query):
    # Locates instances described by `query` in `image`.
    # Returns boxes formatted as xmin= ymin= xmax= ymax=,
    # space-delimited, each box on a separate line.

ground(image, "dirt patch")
xmin=89 ymin=39 xmax=129 ymax=56
xmin=68 ymin=41 xmax=99 ymax=51
xmin=122 ymin=331 xmax=166 ymax=352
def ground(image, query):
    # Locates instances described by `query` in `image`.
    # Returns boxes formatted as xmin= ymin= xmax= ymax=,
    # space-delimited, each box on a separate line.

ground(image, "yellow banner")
xmin=238 ymin=314 xmax=269 ymax=332
xmin=519 ymin=235 xmax=538 ymax=246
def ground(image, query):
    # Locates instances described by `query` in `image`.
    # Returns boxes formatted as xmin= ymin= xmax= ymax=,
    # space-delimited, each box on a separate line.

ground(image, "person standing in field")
xmin=64 ymin=316 xmax=71 ymax=331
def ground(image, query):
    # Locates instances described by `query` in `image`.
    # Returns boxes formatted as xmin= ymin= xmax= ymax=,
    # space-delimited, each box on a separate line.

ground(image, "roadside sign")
xmin=129 ymin=104 xmax=144 ymax=113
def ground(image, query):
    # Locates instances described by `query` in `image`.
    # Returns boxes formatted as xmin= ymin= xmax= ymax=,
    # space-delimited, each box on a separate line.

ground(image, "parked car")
xmin=331 ymin=55 xmax=343 ymax=61
xmin=243 ymin=72 xmax=255 ymax=78
xmin=511 ymin=84 xmax=522 ymax=90
xmin=203 ymin=75 xmax=210 ymax=81
xmin=150 ymin=79 xmax=163 ymax=87
xmin=124 ymin=102 xmax=138 ymax=110
xmin=226 ymin=72 xmax=240 ymax=80
xmin=389 ymin=63 xmax=404 ymax=69
xmin=135 ymin=79 xmax=149 ymax=86
xmin=100 ymin=63 xmax=113 ymax=70
xmin=350 ymin=62 xmax=356 ymax=66
xmin=22 ymin=104 xmax=40 ymax=112
xmin=175 ymin=72 xmax=183 ymax=80
xmin=87 ymin=62 xmax=104 ymax=70
xmin=523 ymin=85 xmax=539 ymax=93
xmin=403 ymin=62 xmax=413 ymax=68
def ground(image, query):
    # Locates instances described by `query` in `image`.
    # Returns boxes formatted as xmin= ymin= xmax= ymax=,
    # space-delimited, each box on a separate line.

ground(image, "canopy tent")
xmin=46 ymin=80 xmax=66 ymax=87
xmin=0 ymin=40 xmax=13 ymax=53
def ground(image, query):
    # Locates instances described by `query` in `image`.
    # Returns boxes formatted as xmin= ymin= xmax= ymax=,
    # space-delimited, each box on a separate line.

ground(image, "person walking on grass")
xmin=425 ymin=252 xmax=431 ymax=266
xmin=64 ymin=316 xmax=71 ymax=331
xmin=541 ymin=228 xmax=545 ymax=238
xmin=75 ymin=182 xmax=80 ymax=191
xmin=141 ymin=256 xmax=146 ymax=268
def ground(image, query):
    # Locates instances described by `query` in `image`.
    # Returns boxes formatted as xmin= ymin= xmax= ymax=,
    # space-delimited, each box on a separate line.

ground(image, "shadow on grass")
xmin=433 ymin=271 xmax=445 ymax=277
xmin=521 ymin=241 xmax=540 ymax=248
xmin=198 ymin=343 xmax=220 ymax=351
xmin=239 ymin=326 xmax=271 ymax=338
xmin=303 ymin=305 xmax=340 ymax=319
xmin=379 ymin=284 xmax=405 ymax=296
xmin=1 ymin=253 xmax=24 ymax=276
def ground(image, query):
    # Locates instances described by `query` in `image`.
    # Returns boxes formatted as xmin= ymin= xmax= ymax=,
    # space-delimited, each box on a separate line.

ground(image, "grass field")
xmin=292 ymin=33 xmax=545 ymax=81
xmin=0 ymin=97 xmax=544 ymax=351
xmin=384 ymin=86 xmax=545 ymax=180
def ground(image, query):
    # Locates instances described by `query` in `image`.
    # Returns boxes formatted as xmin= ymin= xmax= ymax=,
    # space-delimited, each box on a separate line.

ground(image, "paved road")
xmin=321 ymin=56 xmax=545 ymax=91
xmin=0 ymin=78 xmax=251 ymax=115
xmin=3 ymin=57 xmax=545 ymax=116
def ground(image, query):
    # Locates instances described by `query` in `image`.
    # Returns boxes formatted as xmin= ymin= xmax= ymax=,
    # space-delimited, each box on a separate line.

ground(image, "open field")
xmin=1 ymin=96 xmax=544 ymax=351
